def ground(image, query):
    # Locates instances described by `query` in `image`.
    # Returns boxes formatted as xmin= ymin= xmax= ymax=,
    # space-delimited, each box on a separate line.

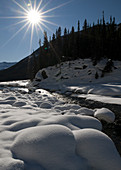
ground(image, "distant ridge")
xmin=0 ymin=56 xmax=31 ymax=81
xmin=0 ymin=62 xmax=16 ymax=71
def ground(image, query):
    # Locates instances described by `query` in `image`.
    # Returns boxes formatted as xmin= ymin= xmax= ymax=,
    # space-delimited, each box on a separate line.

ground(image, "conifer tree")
xmin=71 ymin=26 xmax=74 ymax=33
xmin=63 ymin=27 xmax=68 ymax=60
xmin=58 ymin=27 xmax=61 ymax=37
xmin=68 ymin=29 xmax=70 ymax=35
xmin=43 ymin=31 xmax=48 ymax=50
xmin=52 ymin=33 xmax=55 ymax=41
xmin=64 ymin=27 xmax=67 ymax=36
xmin=110 ymin=16 xmax=112 ymax=24
xmin=56 ymin=27 xmax=61 ymax=39
xmin=56 ymin=29 xmax=58 ymax=39
xmin=97 ymin=18 xmax=100 ymax=25
xmin=102 ymin=11 xmax=105 ymax=26
xmin=102 ymin=11 xmax=106 ymax=58
xmin=69 ymin=26 xmax=75 ymax=59
xmin=83 ymin=19 xmax=87 ymax=30
xmin=39 ymin=38 xmax=41 ymax=47
xmin=78 ymin=20 xmax=80 ymax=32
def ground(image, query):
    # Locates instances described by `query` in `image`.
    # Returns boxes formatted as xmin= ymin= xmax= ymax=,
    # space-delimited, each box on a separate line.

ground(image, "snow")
xmin=11 ymin=125 xmax=88 ymax=170
xmin=0 ymin=86 xmax=121 ymax=170
xmin=31 ymin=58 xmax=121 ymax=105
xmin=74 ymin=128 xmax=121 ymax=170
xmin=38 ymin=115 xmax=102 ymax=131
xmin=94 ymin=108 xmax=115 ymax=123
xmin=0 ymin=58 xmax=121 ymax=169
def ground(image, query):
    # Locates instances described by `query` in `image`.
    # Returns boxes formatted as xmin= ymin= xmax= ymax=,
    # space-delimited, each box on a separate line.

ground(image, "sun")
xmin=0 ymin=0 xmax=71 ymax=50
xmin=27 ymin=9 xmax=41 ymax=25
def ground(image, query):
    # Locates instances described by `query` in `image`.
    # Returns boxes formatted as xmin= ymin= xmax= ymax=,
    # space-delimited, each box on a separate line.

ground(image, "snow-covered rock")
xmin=94 ymin=108 xmax=115 ymax=123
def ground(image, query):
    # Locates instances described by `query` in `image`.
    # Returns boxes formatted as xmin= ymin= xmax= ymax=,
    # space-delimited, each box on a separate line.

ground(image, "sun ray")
xmin=12 ymin=0 xmax=28 ymax=13
xmin=41 ymin=15 xmax=60 ymax=18
xmin=37 ymin=23 xmax=44 ymax=33
xmin=30 ymin=24 xmax=34 ymax=51
xmin=39 ymin=0 xmax=52 ymax=13
xmin=40 ymin=21 xmax=53 ymax=33
xmin=35 ymin=25 xmax=40 ymax=41
xmin=1 ymin=21 xmax=29 ymax=48
xmin=0 ymin=16 xmax=26 ymax=19
xmin=12 ymin=9 xmax=27 ymax=16
xmin=36 ymin=0 xmax=43 ymax=11
xmin=4 ymin=19 xmax=28 ymax=30
xmin=34 ymin=0 xmax=37 ymax=10
xmin=40 ymin=18 xmax=59 ymax=27
xmin=21 ymin=23 xmax=31 ymax=41
xmin=40 ymin=0 xmax=72 ymax=15
xmin=15 ymin=23 xmax=32 ymax=50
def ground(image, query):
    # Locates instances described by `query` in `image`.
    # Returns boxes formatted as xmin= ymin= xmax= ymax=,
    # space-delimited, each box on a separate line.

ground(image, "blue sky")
xmin=0 ymin=0 xmax=121 ymax=62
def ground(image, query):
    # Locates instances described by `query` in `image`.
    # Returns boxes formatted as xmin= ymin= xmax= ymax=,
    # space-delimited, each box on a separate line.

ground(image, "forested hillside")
xmin=31 ymin=12 xmax=121 ymax=79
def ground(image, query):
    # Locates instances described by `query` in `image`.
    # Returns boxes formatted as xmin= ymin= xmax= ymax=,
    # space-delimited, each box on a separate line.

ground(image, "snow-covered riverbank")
xmin=31 ymin=58 xmax=121 ymax=105
xmin=0 ymin=82 xmax=121 ymax=169
xmin=0 ymin=58 xmax=121 ymax=169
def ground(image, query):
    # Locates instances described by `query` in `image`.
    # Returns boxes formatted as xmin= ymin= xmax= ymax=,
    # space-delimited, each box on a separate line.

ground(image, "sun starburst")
xmin=0 ymin=0 xmax=71 ymax=51
xmin=27 ymin=9 xmax=41 ymax=25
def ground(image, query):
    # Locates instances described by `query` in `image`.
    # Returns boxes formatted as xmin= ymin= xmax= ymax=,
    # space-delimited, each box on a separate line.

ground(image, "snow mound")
xmin=40 ymin=102 xmax=52 ymax=109
xmin=11 ymin=125 xmax=89 ymax=170
xmin=13 ymin=101 xmax=26 ymax=107
xmin=39 ymin=115 xmax=102 ymax=131
xmin=94 ymin=108 xmax=115 ymax=123
xmin=78 ymin=107 xmax=94 ymax=116
xmin=74 ymin=128 xmax=121 ymax=170
xmin=54 ymin=104 xmax=81 ymax=112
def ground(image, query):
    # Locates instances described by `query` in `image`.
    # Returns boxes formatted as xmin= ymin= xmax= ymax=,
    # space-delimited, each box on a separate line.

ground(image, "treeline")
xmin=31 ymin=11 xmax=121 ymax=79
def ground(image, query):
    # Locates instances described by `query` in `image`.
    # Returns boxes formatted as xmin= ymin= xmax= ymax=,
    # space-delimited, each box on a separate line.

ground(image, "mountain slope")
xmin=0 ymin=48 xmax=58 ymax=82
xmin=0 ymin=56 xmax=30 ymax=81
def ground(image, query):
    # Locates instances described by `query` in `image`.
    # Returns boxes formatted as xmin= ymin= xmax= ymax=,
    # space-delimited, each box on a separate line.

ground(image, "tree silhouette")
xmin=78 ymin=20 xmax=80 ymax=32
